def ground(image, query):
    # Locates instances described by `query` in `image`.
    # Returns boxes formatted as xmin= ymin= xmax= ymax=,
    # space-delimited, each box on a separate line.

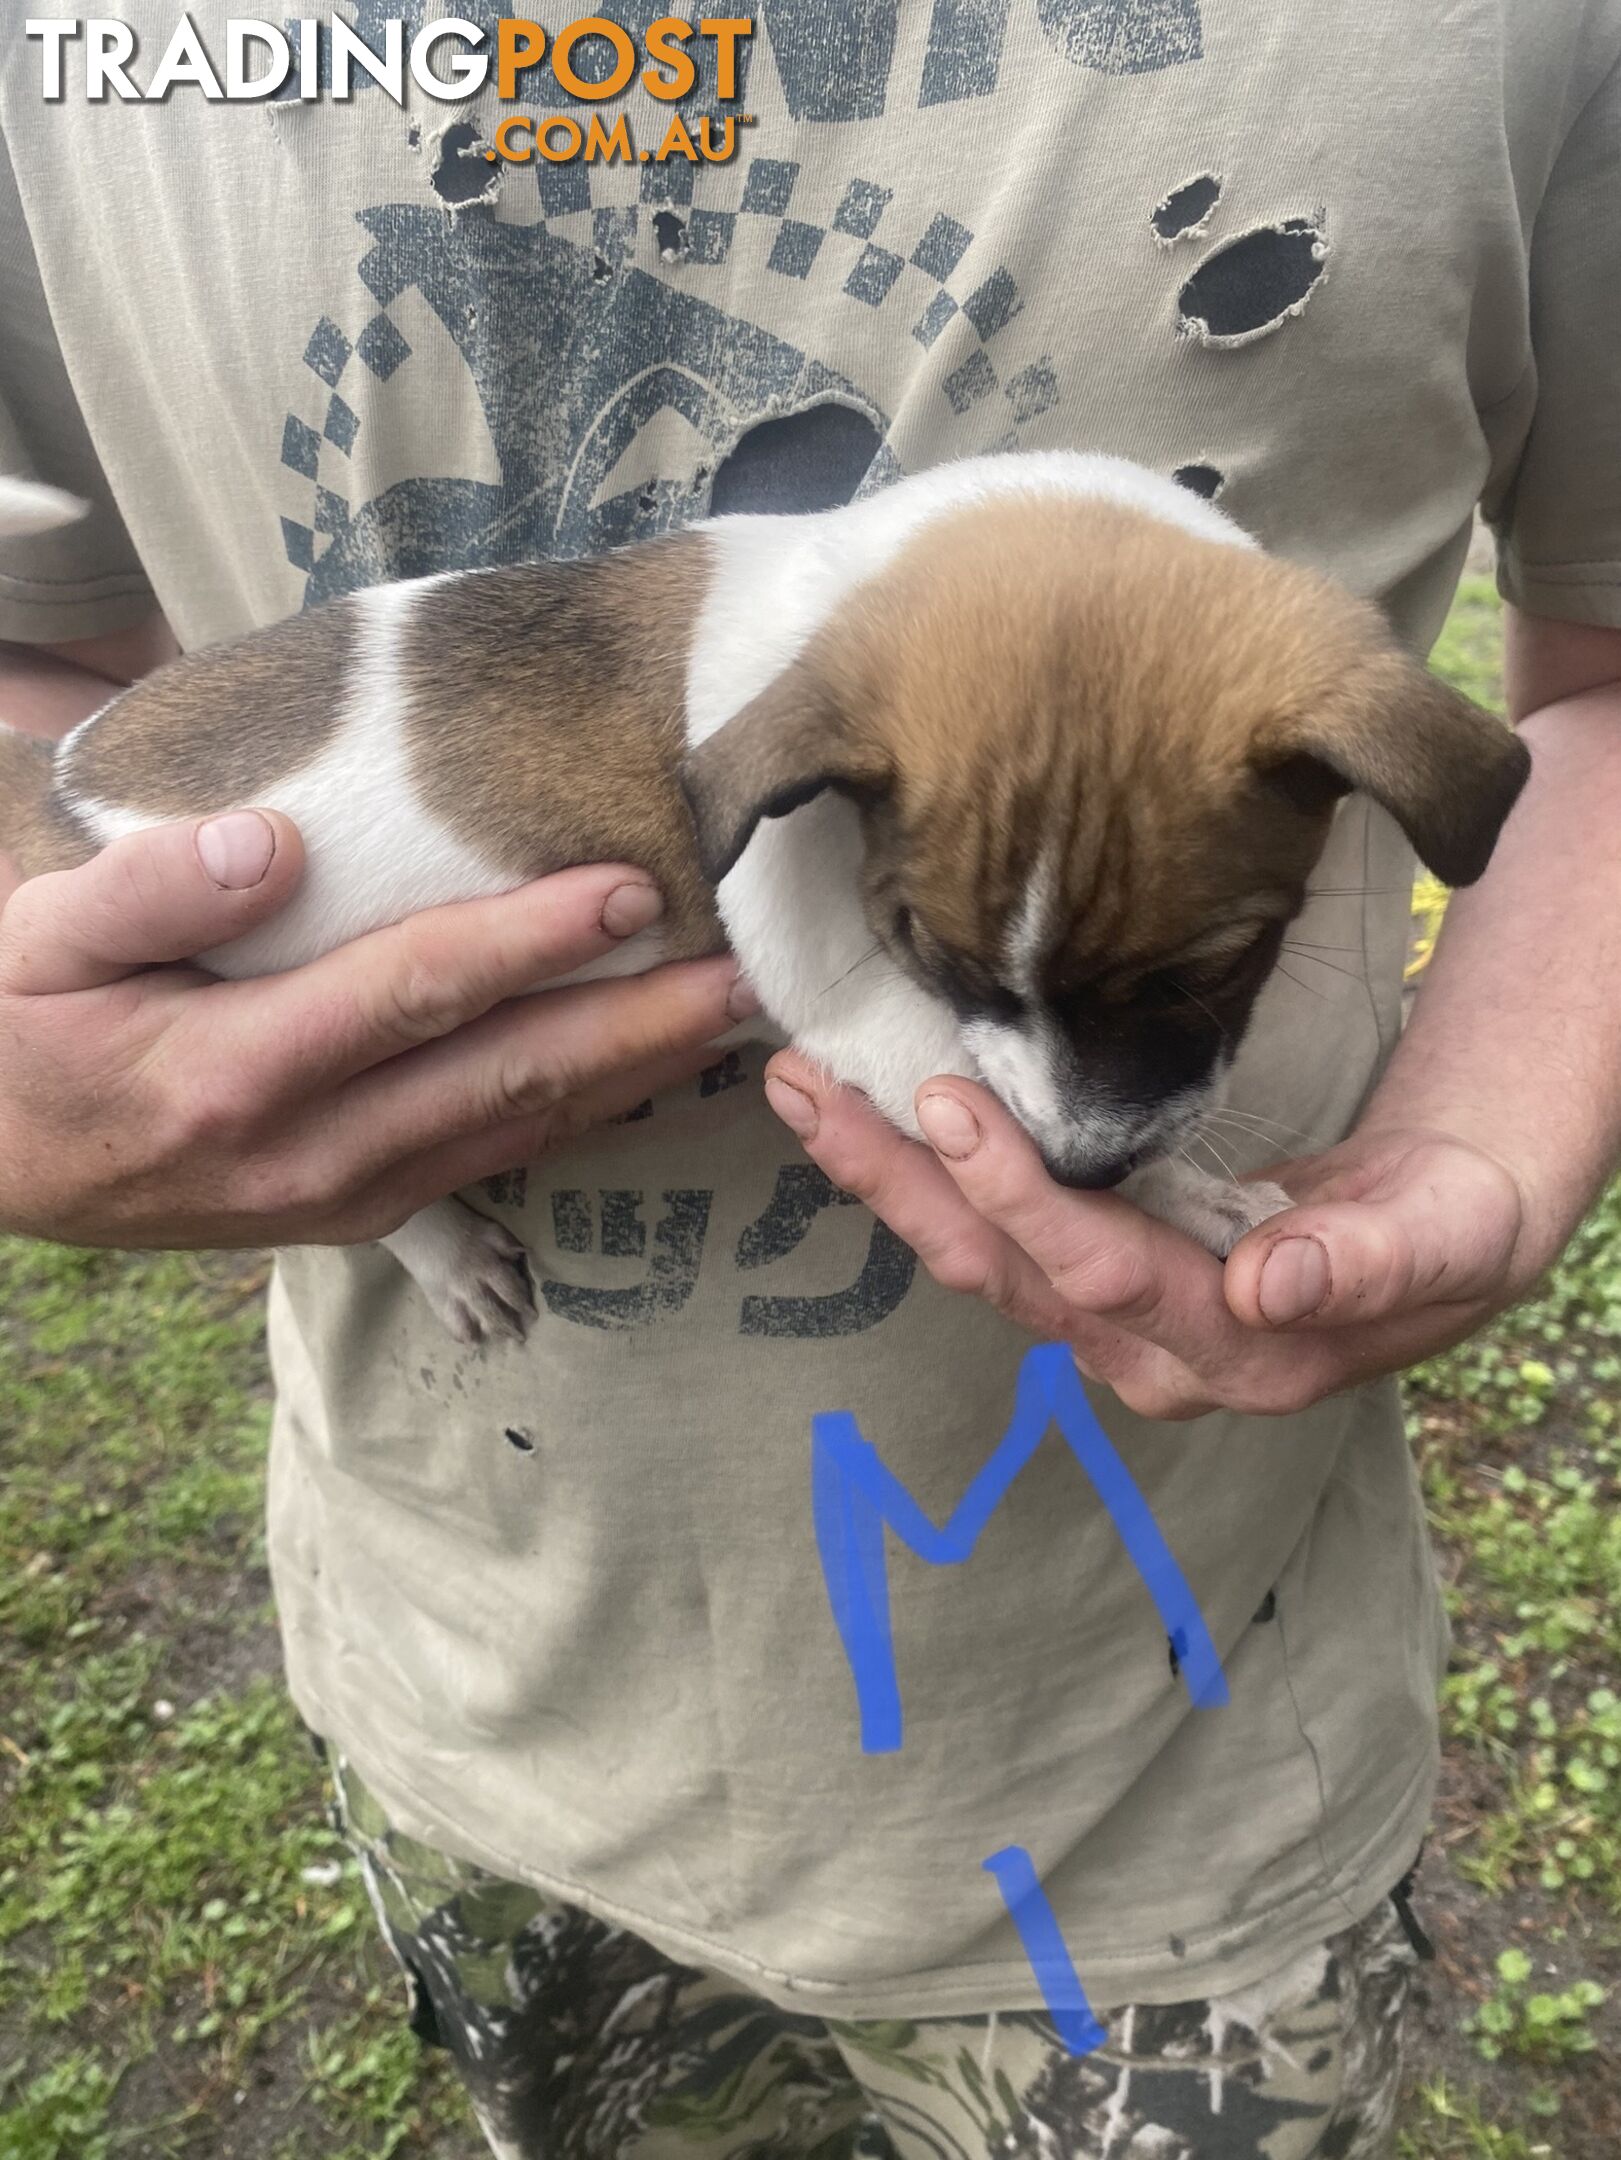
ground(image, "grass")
xmin=1410 ymin=577 xmax=1505 ymax=983
xmin=0 ymin=1245 xmax=480 ymax=2158
xmin=1430 ymin=577 xmax=1508 ymax=714
xmin=1400 ymin=1179 xmax=1621 ymax=2155
xmin=1 ymin=574 xmax=1617 ymax=2157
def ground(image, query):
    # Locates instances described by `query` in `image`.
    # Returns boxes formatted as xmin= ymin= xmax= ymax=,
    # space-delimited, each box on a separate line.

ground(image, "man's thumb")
xmin=0 ymin=810 xmax=305 ymax=994
xmin=1224 ymin=1178 xmax=1519 ymax=1333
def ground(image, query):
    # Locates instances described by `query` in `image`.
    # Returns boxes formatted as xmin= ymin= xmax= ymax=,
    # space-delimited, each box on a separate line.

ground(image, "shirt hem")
xmin=0 ymin=580 xmax=157 ymax=645
xmin=1497 ymin=556 xmax=1621 ymax=631
xmin=293 ymin=1676 xmax=1437 ymax=2018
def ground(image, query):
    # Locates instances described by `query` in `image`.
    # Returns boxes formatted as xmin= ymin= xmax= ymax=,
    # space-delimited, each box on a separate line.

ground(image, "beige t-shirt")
xmin=3 ymin=2 xmax=1619 ymax=2019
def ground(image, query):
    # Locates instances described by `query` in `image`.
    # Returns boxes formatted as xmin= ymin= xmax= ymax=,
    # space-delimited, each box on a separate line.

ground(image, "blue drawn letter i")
xmin=983 ymin=1844 xmax=1107 ymax=2057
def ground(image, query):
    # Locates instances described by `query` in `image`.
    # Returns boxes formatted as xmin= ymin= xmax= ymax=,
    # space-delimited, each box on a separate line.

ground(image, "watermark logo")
xmin=25 ymin=14 xmax=755 ymax=166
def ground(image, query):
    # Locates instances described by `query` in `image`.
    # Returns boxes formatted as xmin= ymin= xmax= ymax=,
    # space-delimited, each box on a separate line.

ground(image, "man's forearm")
xmin=1360 ymin=676 xmax=1621 ymax=1282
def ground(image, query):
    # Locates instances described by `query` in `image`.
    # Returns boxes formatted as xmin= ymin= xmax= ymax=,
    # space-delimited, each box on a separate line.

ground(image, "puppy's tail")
xmin=0 ymin=480 xmax=101 ymax=878
xmin=0 ymin=476 xmax=90 ymax=540
xmin=0 ymin=719 xmax=53 ymax=799
xmin=0 ymin=724 xmax=67 ymax=869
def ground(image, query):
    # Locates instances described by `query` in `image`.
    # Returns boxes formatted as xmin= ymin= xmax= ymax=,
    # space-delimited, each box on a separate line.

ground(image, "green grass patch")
xmin=1412 ymin=1185 xmax=1621 ymax=1923
xmin=1400 ymin=2076 xmax=1553 ymax=2159
xmin=1430 ymin=577 xmax=1508 ymax=716
xmin=0 ymin=1244 xmax=477 ymax=2157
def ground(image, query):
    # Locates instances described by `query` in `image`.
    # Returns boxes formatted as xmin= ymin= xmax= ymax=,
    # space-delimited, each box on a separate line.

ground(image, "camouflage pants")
xmin=327 ymin=1751 xmax=1423 ymax=2160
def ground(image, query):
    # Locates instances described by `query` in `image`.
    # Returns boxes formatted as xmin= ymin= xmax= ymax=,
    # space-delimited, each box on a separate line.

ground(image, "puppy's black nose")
xmin=1047 ymin=1151 xmax=1138 ymax=1192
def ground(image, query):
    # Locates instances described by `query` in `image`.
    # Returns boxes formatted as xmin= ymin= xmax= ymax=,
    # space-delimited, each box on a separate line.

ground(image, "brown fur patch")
xmin=688 ymin=493 xmax=1525 ymax=1013
xmin=399 ymin=534 xmax=723 ymax=962
xmin=849 ymin=499 xmax=1371 ymax=985
xmin=55 ymin=601 xmax=355 ymax=816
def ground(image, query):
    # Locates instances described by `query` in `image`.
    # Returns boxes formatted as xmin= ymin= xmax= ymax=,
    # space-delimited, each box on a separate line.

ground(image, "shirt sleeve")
xmin=0 ymin=122 xmax=156 ymax=645
xmin=1493 ymin=52 xmax=1621 ymax=629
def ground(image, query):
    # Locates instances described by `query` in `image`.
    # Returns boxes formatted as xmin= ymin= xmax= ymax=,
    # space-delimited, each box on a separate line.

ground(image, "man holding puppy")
xmin=3 ymin=5 xmax=1620 ymax=2155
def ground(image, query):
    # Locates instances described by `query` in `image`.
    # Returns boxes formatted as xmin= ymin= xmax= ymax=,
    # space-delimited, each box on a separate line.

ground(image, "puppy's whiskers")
xmin=1275 ymin=962 xmax=1330 ymax=1002
xmin=1174 ymin=1141 xmax=1211 ymax=1187
xmin=814 ymin=941 xmax=885 ymax=1002
xmin=1281 ymin=944 xmax=1369 ymax=987
xmin=1165 ymin=978 xmax=1231 ymax=1047
xmin=1206 ymin=1107 xmax=1324 ymax=1148
xmin=1187 ymin=1124 xmax=1241 ymax=1188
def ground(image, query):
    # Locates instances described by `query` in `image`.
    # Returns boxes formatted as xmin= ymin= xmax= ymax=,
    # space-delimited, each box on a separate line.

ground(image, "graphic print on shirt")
xmin=272 ymin=2 xmax=1237 ymax=1341
xmin=276 ymin=165 xmax=1063 ymax=595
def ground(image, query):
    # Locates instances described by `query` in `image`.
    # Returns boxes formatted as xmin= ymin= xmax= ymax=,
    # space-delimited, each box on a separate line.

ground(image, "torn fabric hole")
xmin=653 ymin=210 xmax=687 ymax=263
xmin=1177 ymin=218 xmax=1328 ymax=349
xmin=1151 ymin=172 xmax=1222 ymax=244
xmin=428 ymin=119 xmax=501 ymax=210
xmin=1172 ymin=462 xmax=1225 ymax=501
xmin=710 ymin=402 xmax=883 ymax=518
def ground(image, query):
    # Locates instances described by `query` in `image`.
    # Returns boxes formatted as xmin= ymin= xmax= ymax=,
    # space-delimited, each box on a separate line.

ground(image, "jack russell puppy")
xmin=0 ymin=454 xmax=1529 ymax=1343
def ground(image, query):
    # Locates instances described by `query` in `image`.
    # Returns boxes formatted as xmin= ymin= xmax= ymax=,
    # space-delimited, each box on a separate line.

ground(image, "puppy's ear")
xmin=1265 ymin=653 xmax=1531 ymax=887
xmin=679 ymin=655 xmax=890 ymax=886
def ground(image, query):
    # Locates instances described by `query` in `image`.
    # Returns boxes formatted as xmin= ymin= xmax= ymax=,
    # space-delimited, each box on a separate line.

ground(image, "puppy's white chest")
xmin=717 ymin=795 xmax=976 ymax=1130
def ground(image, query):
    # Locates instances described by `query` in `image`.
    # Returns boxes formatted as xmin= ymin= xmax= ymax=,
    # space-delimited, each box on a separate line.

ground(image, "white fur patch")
xmin=1006 ymin=840 xmax=1060 ymax=997
xmin=960 ymin=1014 xmax=1078 ymax=1159
xmin=717 ymin=791 xmax=975 ymax=1133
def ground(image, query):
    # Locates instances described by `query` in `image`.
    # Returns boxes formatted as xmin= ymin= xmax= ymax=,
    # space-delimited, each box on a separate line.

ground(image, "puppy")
xmin=0 ymin=455 xmax=1529 ymax=1342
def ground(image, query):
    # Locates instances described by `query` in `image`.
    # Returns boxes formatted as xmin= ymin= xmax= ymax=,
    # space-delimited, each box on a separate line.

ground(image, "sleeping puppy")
xmin=0 ymin=454 xmax=1529 ymax=1342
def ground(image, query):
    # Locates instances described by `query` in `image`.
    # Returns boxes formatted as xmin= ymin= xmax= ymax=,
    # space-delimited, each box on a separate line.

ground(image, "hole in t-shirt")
xmin=654 ymin=210 xmax=687 ymax=261
xmin=1177 ymin=219 xmax=1328 ymax=348
xmin=1151 ymin=172 xmax=1222 ymax=243
xmin=1173 ymin=462 xmax=1226 ymax=501
xmin=504 ymin=1427 xmax=536 ymax=1454
xmin=710 ymin=403 xmax=884 ymax=518
xmin=429 ymin=119 xmax=501 ymax=208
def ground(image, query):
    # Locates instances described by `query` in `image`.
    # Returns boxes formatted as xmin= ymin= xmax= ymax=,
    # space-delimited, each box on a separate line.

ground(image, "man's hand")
xmin=0 ymin=809 xmax=752 ymax=1251
xmin=762 ymin=1064 xmax=1527 ymax=1420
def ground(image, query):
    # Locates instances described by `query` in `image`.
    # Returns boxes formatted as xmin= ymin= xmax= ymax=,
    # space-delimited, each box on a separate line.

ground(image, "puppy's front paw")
xmin=1124 ymin=1162 xmax=1292 ymax=1260
xmin=439 ymin=1216 xmax=537 ymax=1346
xmin=382 ymin=1198 xmax=537 ymax=1346
xmin=1192 ymin=1177 xmax=1293 ymax=1260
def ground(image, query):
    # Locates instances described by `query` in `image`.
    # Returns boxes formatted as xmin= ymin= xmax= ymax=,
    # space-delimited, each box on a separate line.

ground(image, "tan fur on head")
xmin=684 ymin=496 xmax=1530 ymax=1005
